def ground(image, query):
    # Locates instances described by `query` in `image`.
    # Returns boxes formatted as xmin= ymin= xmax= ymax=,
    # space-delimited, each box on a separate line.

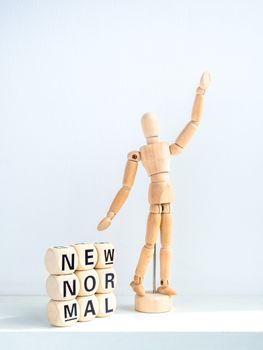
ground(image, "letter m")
xmin=64 ymin=303 xmax=77 ymax=320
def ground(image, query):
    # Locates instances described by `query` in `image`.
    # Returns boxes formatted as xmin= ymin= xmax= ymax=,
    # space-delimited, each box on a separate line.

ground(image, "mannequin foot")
xmin=130 ymin=280 xmax=145 ymax=296
xmin=157 ymin=285 xmax=176 ymax=296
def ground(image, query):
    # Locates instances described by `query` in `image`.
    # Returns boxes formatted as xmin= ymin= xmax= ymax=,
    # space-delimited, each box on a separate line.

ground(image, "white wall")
xmin=0 ymin=0 xmax=262 ymax=296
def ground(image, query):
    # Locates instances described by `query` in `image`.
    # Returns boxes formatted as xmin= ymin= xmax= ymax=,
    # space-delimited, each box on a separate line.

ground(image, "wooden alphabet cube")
xmin=77 ymin=295 xmax=99 ymax=322
xmin=95 ymin=242 xmax=115 ymax=268
xmin=96 ymin=267 xmax=117 ymax=294
xmin=47 ymin=299 xmax=80 ymax=327
xmin=45 ymin=246 xmax=78 ymax=275
xmin=72 ymin=243 xmax=98 ymax=270
xmin=46 ymin=273 xmax=80 ymax=301
xmin=96 ymin=292 xmax=116 ymax=317
xmin=75 ymin=269 xmax=99 ymax=296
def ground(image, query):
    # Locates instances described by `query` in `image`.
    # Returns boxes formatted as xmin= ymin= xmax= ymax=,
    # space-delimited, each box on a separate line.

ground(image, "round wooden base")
xmin=135 ymin=292 xmax=172 ymax=313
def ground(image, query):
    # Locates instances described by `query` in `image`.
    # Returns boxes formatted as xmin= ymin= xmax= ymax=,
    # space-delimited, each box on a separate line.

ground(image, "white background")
xmin=0 ymin=0 xmax=262 ymax=296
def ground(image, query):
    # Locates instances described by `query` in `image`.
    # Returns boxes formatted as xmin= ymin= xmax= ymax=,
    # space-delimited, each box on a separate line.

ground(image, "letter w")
xmin=104 ymin=249 xmax=115 ymax=265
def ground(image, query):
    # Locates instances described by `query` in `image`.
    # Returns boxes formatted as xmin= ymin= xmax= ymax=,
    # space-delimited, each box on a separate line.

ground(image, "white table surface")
xmin=0 ymin=295 xmax=263 ymax=349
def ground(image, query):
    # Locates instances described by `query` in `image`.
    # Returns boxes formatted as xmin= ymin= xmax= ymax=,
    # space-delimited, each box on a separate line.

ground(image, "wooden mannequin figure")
xmin=98 ymin=72 xmax=211 ymax=310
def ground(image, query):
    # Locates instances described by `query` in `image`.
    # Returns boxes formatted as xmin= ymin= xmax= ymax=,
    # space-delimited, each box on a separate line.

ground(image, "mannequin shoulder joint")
xmin=127 ymin=150 xmax=141 ymax=162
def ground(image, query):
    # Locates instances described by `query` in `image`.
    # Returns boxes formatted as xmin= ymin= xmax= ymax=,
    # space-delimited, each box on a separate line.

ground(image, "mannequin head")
xmin=141 ymin=112 xmax=160 ymax=144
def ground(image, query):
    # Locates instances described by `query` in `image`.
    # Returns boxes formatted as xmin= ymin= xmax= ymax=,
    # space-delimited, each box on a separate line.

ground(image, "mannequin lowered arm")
xmin=170 ymin=71 xmax=211 ymax=155
xmin=97 ymin=151 xmax=140 ymax=231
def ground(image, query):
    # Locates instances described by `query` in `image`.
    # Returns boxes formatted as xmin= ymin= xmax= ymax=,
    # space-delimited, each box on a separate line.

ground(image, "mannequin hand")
xmin=97 ymin=216 xmax=112 ymax=231
xmin=198 ymin=71 xmax=211 ymax=92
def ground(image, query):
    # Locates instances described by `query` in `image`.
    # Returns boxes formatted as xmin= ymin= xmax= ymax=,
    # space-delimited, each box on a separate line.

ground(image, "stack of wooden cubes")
xmin=44 ymin=242 xmax=117 ymax=327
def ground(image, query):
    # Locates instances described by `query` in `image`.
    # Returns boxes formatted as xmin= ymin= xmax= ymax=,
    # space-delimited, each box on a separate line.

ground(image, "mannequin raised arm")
xmin=170 ymin=71 xmax=211 ymax=155
xmin=97 ymin=151 xmax=140 ymax=231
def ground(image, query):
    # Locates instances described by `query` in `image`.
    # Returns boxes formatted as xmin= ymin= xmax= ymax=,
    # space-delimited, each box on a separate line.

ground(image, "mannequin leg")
xmin=157 ymin=204 xmax=176 ymax=296
xmin=130 ymin=210 xmax=161 ymax=296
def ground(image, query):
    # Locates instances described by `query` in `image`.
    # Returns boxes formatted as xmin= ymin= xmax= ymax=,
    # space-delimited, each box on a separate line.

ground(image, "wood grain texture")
xmin=96 ymin=267 xmax=117 ymax=294
xmin=140 ymin=142 xmax=170 ymax=176
xmin=71 ymin=243 xmax=98 ymax=271
xmin=47 ymin=299 xmax=79 ymax=327
xmin=46 ymin=273 xmax=80 ymax=301
xmin=77 ymin=295 xmax=99 ymax=322
xmin=45 ymin=246 xmax=78 ymax=275
xmin=95 ymin=242 xmax=115 ymax=269
xmin=96 ymin=292 xmax=116 ymax=317
xmin=135 ymin=292 xmax=172 ymax=313
xmin=75 ymin=269 xmax=99 ymax=296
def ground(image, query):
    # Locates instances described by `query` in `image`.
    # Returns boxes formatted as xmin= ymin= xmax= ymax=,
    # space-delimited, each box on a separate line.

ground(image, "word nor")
xmin=44 ymin=242 xmax=117 ymax=327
